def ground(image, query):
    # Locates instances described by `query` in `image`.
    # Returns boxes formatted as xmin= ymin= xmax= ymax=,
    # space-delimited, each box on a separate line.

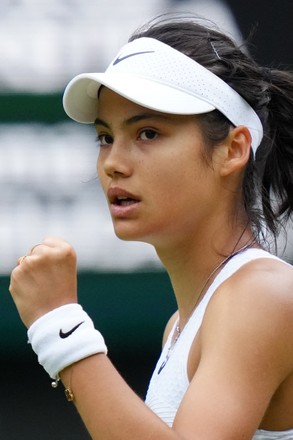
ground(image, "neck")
xmin=155 ymin=224 xmax=257 ymax=327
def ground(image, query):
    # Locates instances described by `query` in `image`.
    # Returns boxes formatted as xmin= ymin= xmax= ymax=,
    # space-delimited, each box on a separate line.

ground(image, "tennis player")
xmin=10 ymin=15 xmax=293 ymax=440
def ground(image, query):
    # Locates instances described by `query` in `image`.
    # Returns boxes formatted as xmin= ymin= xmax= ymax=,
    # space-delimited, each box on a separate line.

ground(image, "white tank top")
xmin=145 ymin=249 xmax=293 ymax=439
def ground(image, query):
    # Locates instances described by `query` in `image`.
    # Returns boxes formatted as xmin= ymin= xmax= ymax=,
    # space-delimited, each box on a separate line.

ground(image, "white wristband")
xmin=27 ymin=304 xmax=107 ymax=379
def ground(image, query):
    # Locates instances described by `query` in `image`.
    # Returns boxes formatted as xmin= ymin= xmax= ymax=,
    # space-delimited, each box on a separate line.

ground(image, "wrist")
xmin=27 ymin=304 xmax=107 ymax=379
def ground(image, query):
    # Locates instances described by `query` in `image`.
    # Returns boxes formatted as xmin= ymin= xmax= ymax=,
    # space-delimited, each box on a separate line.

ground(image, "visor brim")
xmin=63 ymin=73 xmax=216 ymax=124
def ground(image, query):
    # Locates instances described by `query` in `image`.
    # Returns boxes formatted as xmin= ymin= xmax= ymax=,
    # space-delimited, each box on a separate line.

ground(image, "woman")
xmin=10 ymin=16 xmax=293 ymax=440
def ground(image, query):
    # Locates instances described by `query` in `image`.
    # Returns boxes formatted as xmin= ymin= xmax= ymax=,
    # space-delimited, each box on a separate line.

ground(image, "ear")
xmin=219 ymin=126 xmax=252 ymax=177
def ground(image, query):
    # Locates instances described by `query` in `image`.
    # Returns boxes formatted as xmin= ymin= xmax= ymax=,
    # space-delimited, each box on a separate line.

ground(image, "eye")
xmin=139 ymin=129 xmax=158 ymax=141
xmin=97 ymin=133 xmax=113 ymax=147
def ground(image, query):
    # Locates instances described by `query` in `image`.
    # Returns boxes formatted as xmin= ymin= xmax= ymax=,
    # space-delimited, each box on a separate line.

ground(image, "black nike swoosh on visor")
xmin=113 ymin=51 xmax=155 ymax=65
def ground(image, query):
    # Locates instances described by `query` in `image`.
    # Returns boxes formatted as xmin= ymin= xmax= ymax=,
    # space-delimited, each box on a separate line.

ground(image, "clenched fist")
xmin=9 ymin=237 xmax=78 ymax=328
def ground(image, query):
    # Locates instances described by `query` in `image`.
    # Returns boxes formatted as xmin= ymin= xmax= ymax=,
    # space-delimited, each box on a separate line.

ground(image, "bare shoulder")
xmin=210 ymin=256 xmax=293 ymax=311
xmin=162 ymin=310 xmax=178 ymax=348
xmin=227 ymin=256 xmax=293 ymax=306
xmin=201 ymin=256 xmax=293 ymax=369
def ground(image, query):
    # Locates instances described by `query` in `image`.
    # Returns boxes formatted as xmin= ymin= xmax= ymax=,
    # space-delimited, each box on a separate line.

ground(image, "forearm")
xmin=61 ymin=354 xmax=180 ymax=440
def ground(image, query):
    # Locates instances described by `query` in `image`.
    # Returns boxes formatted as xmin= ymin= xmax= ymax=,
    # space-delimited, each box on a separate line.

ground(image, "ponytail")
xmin=258 ymin=68 xmax=293 ymax=236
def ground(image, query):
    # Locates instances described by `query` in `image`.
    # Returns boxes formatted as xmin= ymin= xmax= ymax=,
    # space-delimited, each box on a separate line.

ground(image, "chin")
xmin=113 ymin=224 xmax=153 ymax=244
xmin=113 ymin=225 xmax=141 ymax=242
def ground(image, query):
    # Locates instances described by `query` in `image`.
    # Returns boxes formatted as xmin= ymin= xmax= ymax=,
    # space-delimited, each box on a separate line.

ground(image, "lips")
xmin=107 ymin=187 xmax=141 ymax=217
xmin=108 ymin=187 xmax=140 ymax=204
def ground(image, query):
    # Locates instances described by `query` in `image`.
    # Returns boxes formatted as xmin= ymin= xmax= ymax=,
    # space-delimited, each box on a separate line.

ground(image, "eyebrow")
xmin=94 ymin=118 xmax=110 ymax=129
xmin=94 ymin=112 xmax=172 ymax=128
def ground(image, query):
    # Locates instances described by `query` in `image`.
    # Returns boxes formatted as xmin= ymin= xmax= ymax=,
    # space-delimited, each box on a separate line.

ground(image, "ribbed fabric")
xmin=253 ymin=430 xmax=293 ymax=439
xmin=145 ymin=249 xmax=292 ymax=438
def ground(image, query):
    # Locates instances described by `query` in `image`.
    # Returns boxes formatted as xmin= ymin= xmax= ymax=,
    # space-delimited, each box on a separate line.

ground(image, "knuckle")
xmin=60 ymin=242 xmax=76 ymax=260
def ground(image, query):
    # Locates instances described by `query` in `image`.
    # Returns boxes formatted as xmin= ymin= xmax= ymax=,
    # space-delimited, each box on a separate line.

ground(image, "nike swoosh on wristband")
xmin=113 ymin=50 xmax=154 ymax=65
xmin=59 ymin=321 xmax=85 ymax=339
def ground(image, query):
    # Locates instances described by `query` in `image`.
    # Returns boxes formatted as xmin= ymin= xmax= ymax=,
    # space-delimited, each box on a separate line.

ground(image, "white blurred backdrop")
xmin=0 ymin=0 xmax=291 ymax=274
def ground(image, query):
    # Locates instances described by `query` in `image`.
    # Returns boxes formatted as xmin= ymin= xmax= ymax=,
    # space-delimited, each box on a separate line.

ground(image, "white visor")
xmin=63 ymin=37 xmax=263 ymax=153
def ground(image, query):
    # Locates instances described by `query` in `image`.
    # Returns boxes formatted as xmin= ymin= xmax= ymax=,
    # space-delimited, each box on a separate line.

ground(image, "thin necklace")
xmin=157 ymin=242 xmax=253 ymax=374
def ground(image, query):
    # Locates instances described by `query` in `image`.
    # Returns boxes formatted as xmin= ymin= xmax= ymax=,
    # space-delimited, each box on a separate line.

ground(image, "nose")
xmin=98 ymin=141 xmax=132 ymax=179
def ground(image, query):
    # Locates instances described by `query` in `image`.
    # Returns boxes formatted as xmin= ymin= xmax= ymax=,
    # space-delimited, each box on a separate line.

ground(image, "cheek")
xmin=160 ymin=159 xmax=208 ymax=210
xmin=96 ymin=155 xmax=107 ymax=192
xmin=96 ymin=149 xmax=107 ymax=177
xmin=96 ymin=155 xmax=102 ymax=176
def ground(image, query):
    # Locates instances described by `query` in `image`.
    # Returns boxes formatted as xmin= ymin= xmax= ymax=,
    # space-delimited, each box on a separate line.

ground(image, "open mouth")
xmin=108 ymin=188 xmax=140 ymax=209
xmin=115 ymin=196 xmax=138 ymax=206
